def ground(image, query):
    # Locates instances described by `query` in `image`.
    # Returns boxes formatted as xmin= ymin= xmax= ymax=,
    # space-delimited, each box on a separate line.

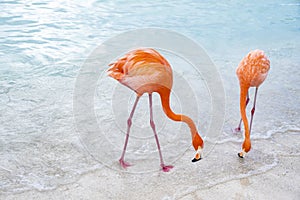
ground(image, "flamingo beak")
xmin=192 ymin=146 xmax=202 ymax=162
xmin=238 ymin=149 xmax=246 ymax=158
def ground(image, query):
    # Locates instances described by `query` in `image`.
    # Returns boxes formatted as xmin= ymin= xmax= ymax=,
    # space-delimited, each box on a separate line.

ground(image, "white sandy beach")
xmin=1 ymin=130 xmax=299 ymax=200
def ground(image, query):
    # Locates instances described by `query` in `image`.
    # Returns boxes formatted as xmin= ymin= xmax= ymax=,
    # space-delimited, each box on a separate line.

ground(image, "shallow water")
xmin=0 ymin=0 xmax=300 ymax=195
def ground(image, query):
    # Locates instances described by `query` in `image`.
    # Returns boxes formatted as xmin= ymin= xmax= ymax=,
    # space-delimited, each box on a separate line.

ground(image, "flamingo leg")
xmin=119 ymin=95 xmax=140 ymax=169
xmin=249 ymin=87 xmax=258 ymax=134
xmin=235 ymin=93 xmax=250 ymax=132
xmin=149 ymin=94 xmax=173 ymax=172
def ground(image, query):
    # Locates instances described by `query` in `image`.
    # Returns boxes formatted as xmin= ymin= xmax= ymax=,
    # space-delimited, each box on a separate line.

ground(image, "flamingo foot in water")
xmin=119 ymin=159 xmax=132 ymax=169
xmin=233 ymin=118 xmax=243 ymax=134
xmin=161 ymin=164 xmax=173 ymax=172
xmin=232 ymin=127 xmax=241 ymax=134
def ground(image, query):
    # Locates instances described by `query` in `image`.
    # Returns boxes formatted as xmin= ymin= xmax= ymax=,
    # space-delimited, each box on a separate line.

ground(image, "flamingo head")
xmin=192 ymin=133 xmax=203 ymax=162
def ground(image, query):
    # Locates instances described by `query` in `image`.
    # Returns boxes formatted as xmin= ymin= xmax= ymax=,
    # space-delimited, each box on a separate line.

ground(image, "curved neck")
xmin=240 ymin=85 xmax=250 ymax=138
xmin=158 ymin=88 xmax=198 ymax=139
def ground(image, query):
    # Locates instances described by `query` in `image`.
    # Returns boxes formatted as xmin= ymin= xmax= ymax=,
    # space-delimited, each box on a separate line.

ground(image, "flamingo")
xmin=107 ymin=48 xmax=204 ymax=172
xmin=235 ymin=49 xmax=270 ymax=158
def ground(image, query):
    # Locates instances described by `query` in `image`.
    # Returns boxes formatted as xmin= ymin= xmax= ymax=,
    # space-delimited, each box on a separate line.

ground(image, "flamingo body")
xmin=108 ymin=49 xmax=172 ymax=95
xmin=236 ymin=50 xmax=270 ymax=88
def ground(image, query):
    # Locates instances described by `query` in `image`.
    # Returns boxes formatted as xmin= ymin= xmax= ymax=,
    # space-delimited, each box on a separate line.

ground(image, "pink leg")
xmin=119 ymin=95 xmax=140 ymax=169
xmin=234 ymin=93 xmax=250 ymax=132
xmin=149 ymin=94 xmax=173 ymax=172
xmin=249 ymin=87 xmax=258 ymax=134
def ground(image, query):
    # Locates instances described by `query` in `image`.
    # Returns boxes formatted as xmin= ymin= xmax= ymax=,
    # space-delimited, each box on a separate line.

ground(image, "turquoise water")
xmin=1 ymin=0 xmax=299 ymax=194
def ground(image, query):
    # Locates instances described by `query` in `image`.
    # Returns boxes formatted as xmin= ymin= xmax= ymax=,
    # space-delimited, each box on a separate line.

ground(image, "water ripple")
xmin=0 ymin=0 xmax=299 ymax=195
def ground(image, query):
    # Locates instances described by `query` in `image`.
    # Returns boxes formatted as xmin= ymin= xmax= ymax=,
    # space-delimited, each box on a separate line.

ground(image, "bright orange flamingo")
xmin=236 ymin=49 xmax=270 ymax=158
xmin=107 ymin=48 xmax=204 ymax=172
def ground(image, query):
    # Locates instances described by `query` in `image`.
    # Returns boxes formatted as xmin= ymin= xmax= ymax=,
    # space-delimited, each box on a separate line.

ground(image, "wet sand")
xmin=2 ymin=131 xmax=299 ymax=200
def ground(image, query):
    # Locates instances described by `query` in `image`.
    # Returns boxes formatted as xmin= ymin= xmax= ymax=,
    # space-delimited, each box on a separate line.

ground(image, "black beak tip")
xmin=238 ymin=153 xmax=244 ymax=158
xmin=192 ymin=157 xmax=202 ymax=162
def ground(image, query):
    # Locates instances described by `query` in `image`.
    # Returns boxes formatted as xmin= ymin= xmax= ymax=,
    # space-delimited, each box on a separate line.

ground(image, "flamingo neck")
xmin=240 ymin=86 xmax=250 ymax=138
xmin=158 ymin=88 xmax=198 ymax=140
